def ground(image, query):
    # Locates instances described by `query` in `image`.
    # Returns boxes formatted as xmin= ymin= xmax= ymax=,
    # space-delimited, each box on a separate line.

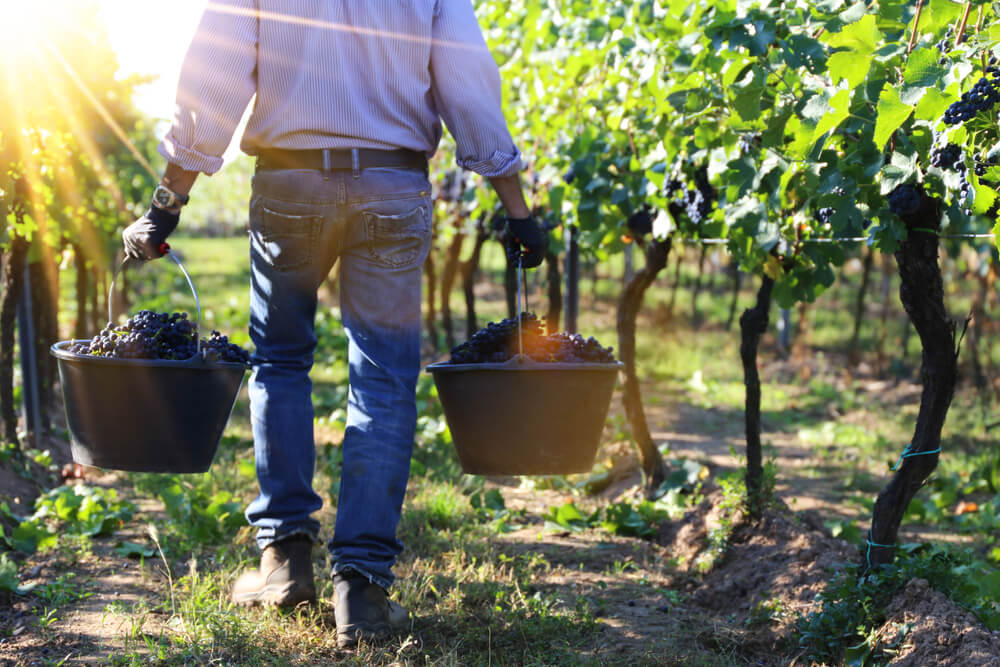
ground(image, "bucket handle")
xmin=515 ymin=251 xmax=528 ymax=359
xmin=107 ymin=246 xmax=203 ymax=356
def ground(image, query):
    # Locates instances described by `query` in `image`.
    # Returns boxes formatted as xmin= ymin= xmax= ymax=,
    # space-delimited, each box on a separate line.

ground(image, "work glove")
xmin=505 ymin=215 xmax=547 ymax=269
xmin=122 ymin=206 xmax=179 ymax=260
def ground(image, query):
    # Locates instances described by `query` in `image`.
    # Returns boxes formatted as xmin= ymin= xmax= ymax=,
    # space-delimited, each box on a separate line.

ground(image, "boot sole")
xmin=232 ymin=582 xmax=316 ymax=608
xmin=336 ymin=621 xmax=391 ymax=649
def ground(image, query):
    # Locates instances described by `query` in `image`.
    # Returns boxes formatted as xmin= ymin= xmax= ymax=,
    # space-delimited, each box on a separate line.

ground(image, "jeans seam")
xmin=332 ymin=563 xmax=392 ymax=591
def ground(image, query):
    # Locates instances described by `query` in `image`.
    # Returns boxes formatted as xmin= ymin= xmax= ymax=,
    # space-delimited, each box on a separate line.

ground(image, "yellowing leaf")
xmin=763 ymin=256 xmax=784 ymax=280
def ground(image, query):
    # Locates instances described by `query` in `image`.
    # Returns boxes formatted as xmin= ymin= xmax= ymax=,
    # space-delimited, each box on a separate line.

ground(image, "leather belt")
xmin=256 ymin=148 xmax=427 ymax=172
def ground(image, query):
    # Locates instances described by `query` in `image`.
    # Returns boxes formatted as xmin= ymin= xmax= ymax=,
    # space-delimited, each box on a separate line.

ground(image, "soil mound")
xmin=882 ymin=578 xmax=1000 ymax=666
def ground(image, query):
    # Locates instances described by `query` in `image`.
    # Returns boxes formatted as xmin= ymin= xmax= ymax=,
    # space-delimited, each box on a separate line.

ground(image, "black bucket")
xmin=50 ymin=249 xmax=248 ymax=473
xmin=426 ymin=358 xmax=622 ymax=475
xmin=51 ymin=341 xmax=247 ymax=473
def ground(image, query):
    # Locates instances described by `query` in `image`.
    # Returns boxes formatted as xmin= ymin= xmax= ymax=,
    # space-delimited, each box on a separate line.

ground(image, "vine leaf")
xmin=812 ymin=88 xmax=852 ymax=148
xmin=874 ymin=85 xmax=914 ymax=150
xmin=827 ymin=50 xmax=873 ymax=89
xmin=993 ymin=220 xmax=1000 ymax=253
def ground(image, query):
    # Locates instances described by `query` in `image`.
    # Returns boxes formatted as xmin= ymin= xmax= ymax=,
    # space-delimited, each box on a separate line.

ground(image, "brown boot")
xmin=333 ymin=571 xmax=409 ymax=648
xmin=231 ymin=535 xmax=316 ymax=608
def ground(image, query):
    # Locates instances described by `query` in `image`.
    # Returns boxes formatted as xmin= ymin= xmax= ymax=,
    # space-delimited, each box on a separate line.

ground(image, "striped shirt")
xmin=158 ymin=0 xmax=522 ymax=177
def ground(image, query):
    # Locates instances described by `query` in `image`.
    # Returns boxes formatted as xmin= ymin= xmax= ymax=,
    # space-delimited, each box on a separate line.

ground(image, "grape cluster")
xmin=815 ymin=207 xmax=834 ymax=226
xmin=887 ymin=185 xmax=923 ymax=217
xmin=737 ymin=133 xmax=760 ymax=156
xmin=70 ymin=310 xmax=250 ymax=365
xmin=929 ymin=143 xmax=963 ymax=171
xmin=201 ymin=331 xmax=252 ymax=365
xmin=448 ymin=313 xmax=615 ymax=364
xmin=943 ymin=70 xmax=1000 ymax=125
xmin=668 ymin=167 xmax=715 ymax=226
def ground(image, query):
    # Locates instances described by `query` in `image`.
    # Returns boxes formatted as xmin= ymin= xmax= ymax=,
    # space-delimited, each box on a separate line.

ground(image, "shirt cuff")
xmin=457 ymin=149 xmax=522 ymax=178
xmin=158 ymin=134 xmax=225 ymax=175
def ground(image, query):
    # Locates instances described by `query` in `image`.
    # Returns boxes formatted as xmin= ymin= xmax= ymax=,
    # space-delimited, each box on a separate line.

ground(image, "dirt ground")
xmin=2 ymin=373 xmax=998 ymax=665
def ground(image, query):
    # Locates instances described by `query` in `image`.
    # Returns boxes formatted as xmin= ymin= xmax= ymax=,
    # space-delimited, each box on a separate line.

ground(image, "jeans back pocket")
xmin=250 ymin=200 xmax=320 ymax=272
xmin=363 ymin=205 xmax=431 ymax=269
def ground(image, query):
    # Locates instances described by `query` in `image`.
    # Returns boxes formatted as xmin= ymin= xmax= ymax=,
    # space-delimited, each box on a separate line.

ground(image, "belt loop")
xmin=322 ymin=148 xmax=332 ymax=181
xmin=351 ymin=148 xmax=360 ymax=179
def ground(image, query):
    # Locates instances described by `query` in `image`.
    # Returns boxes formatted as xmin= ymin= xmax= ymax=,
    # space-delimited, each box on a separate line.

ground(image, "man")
xmin=122 ymin=0 xmax=545 ymax=649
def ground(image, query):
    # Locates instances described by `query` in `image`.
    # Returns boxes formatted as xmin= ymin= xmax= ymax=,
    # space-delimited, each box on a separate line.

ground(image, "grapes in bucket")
xmin=50 ymin=250 xmax=250 ymax=474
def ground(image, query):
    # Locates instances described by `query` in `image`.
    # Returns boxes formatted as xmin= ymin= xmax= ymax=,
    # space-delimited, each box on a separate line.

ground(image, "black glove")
xmin=122 ymin=206 xmax=179 ymax=260
xmin=505 ymin=215 xmax=547 ymax=269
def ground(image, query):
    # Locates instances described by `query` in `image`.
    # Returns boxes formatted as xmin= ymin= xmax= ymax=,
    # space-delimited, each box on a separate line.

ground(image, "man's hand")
xmin=122 ymin=207 xmax=180 ymax=260
xmin=505 ymin=215 xmax=547 ymax=269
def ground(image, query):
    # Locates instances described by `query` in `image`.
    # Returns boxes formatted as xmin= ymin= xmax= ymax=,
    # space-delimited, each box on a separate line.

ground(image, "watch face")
xmin=153 ymin=186 xmax=173 ymax=208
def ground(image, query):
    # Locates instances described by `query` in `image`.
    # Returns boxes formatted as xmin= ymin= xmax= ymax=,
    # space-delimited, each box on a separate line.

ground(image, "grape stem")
xmin=954 ymin=2 xmax=972 ymax=48
xmin=905 ymin=0 xmax=924 ymax=57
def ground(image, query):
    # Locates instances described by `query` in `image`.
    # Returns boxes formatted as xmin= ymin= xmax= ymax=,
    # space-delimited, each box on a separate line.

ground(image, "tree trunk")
xmin=740 ymin=274 xmax=774 ymax=520
xmin=564 ymin=226 xmax=579 ymax=334
xmin=967 ymin=269 xmax=989 ymax=409
xmin=691 ymin=243 xmax=707 ymax=328
xmin=73 ymin=244 xmax=90 ymax=340
xmin=29 ymin=241 xmax=61 ymax=433
xmin=849 ymin=248 xmax=875 ymax=365
xmin=617 ymin=238 xmax=672 ymax=497
xmin=876 ymin=253 xmax=894 ymax=370
xmin=461 ymin=221 xmax=488 ymax=341
xmin=0 ymin=235 xmax=30 ymax=447
xmin=423 ymin=252 xmax=439 ymax=352
xmin=725 ymin=259 xmax=741 ymax=331
xmin=440 ymin=230 xmax=465 ymax=350
xmin=794 ymin=301 xmax=811 ymax=358
xmin=868 ymin=198 xmax=958 ymax=569
xmin=91 ymin=266 xmax=105 ymax=334
xmin=667 ymin=245 xmax=684 ymax=316
xmin=544 ymin=250 xmax=562 ymax=335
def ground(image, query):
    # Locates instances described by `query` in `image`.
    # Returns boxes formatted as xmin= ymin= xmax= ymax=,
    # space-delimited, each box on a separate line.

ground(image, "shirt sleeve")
xmin=158 ymin=0 xmax=259 ymax=174
xmin=430 ymin=0 xmax=522 ymax=178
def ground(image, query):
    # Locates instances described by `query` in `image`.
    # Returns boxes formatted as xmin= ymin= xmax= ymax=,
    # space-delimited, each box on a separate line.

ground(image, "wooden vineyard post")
xmin=565 ymin=224 xmax=579 ymax=334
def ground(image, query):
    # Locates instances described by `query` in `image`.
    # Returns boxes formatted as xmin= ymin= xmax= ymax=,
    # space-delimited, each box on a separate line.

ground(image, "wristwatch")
xmin=151 ymin=183 xmax=190 ymax=210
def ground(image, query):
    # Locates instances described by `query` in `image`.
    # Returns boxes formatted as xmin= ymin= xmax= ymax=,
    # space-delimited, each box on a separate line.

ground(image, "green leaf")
xmin=812 ymin=88 xmax=852 ymax=148
xmin=873 ymin=85 xmax=914 ymax=150
xmin=828 ymin=51 xmax=873 ymax=89
xmin=822 ymin=14 xmax=880 ymax=55
xmin=972 ymin=181 xmax=998 ymax=215
xmin=914 ymin=87 xmax=951 ymax=122
xmin=732 ymin=67 xmax=766 ymax=121
xmin=0 ymin=552 xmax=19 ymax=593
xmin=114 ymin=541 xmax=156 ymax=559
xmin=902 ymin=48 xmax=946 ymax=89
xmin=993 ymin=220 xmax=1000 ymax=253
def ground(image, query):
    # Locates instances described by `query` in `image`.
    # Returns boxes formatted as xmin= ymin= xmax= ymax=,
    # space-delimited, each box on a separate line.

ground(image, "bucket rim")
xmin=51 ymin=339 xmax=251 ymax=370
xmin=425 ymin=358 xmax=623 ymax=373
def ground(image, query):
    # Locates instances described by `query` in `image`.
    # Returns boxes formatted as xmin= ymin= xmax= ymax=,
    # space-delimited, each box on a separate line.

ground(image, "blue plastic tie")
xmin=889 ymin=443 xmax=941 ymax=471
xmin=865 ymin=532 xmax=895 ymax=569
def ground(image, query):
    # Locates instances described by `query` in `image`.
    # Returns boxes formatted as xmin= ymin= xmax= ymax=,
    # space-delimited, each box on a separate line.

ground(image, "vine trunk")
xmin=868 ymin=201 xmax=959 ymax=569
xmin=616 ymin=237 xmax=671 ymax=496
xmin=740 ymin=274 xmax=774 ymax=520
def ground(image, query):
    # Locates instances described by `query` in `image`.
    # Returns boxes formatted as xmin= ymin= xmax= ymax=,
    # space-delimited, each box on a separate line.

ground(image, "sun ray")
xmin=42 ymin=39 xmax=159 ymax=182
xmin=204 ymin=1 xmax=489 ymax=52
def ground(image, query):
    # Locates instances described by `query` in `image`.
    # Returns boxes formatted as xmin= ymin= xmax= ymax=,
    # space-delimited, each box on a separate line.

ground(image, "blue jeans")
xmin=244 ymin=166 xmax=432 ymax=590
